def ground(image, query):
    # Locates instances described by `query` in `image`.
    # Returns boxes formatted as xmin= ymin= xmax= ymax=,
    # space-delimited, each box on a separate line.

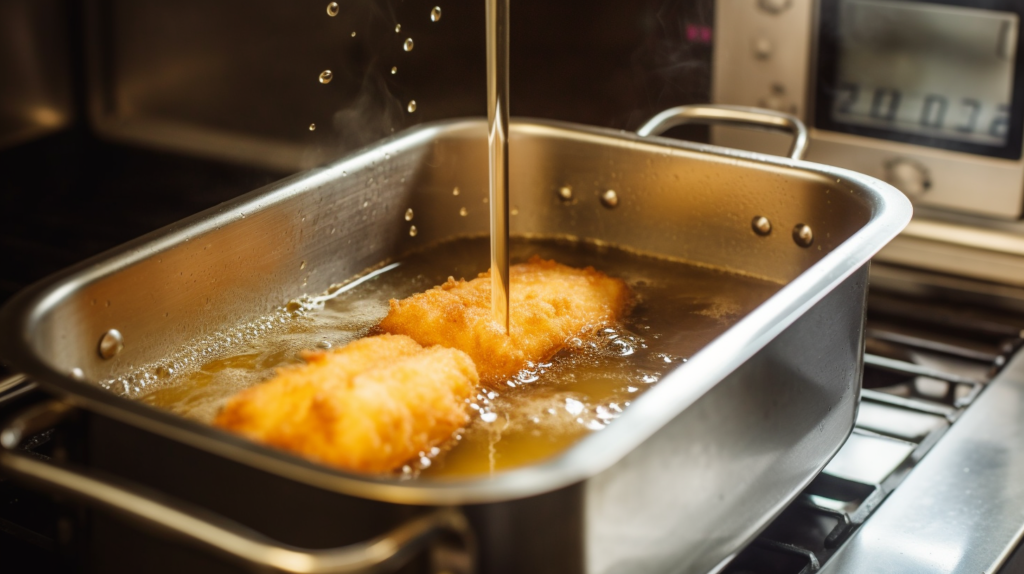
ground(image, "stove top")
xmin=3 ymin=130 xmax=1024 ymax=574
xmin=723 ymin=287 xmax=1024 ymax=574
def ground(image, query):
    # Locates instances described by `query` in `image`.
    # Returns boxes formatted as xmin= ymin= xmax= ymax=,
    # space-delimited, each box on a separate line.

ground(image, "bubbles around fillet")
xmin=126 ymin=236 xmax=781 ymax=478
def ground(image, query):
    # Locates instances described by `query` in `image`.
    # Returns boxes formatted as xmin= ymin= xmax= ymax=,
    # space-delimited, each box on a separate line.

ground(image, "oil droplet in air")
xmin=459 ymin=207 xmax=468 ymax=217
xmin=351 ymin=31 xmax=356 ymax=37
xmin=395 ymin=23 xmax=402 ymax=33
xmin=391 ymin=66 xmax=397 ymax=74
xmin=308 ymin=123 xmax=316 ymax=131
xmin=453 ymin=187 xmax=460 ymax=196
xmin=405 ymin=208 xmax=414 ymax=221
xmin=319 ymin=70 xmax=333 ymax=84
xmin=404 ymin=38 xmax=414 ymax=51
xmin=326 ymin=2 xmax=339 ymax=17
xmin=430 ymin=7 xmax=442 ymax=21
xmin=409 ymin=225 xmax=418 ymax=237
xmin=407 ymin=100 xmax=417 ymax=113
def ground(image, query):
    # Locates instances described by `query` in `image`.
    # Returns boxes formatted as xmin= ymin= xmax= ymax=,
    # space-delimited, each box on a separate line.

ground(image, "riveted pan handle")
xmin=637 ymin=104 xmax=809 ymax=160
xmin=0 ymin=399 xmax=472 ymax=574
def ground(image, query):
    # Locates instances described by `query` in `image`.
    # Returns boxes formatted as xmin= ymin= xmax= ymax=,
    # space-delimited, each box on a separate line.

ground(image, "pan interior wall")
xmin=23 ymin=121 xmax=873 ymax=387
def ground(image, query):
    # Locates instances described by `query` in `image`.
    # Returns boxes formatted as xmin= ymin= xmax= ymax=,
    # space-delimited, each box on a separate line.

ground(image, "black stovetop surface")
xmin=0 ymin=128 xmax=284 ymax=305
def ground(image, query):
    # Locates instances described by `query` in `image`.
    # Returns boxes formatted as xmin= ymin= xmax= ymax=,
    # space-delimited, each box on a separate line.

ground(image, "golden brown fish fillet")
xmin=378 ymin=256 xmax=630 ymax=384
xmin=213 ymin=334 xmax=478 ymax=473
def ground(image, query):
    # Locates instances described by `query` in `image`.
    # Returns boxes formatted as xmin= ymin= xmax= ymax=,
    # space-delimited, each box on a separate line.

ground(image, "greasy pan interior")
xmin=0 ymin=118 xmax=911 ymax=504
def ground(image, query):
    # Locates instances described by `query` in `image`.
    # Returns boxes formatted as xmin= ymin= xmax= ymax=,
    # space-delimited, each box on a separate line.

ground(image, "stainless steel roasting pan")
xmin=0 ymin=106 xmax=912 ymax=574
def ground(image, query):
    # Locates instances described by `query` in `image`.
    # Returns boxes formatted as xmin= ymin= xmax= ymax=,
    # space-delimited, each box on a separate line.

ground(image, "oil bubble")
xmin=404 ymin=38 xmax=414 ymax=51
xmin=430 ymin=6 xmax=442 ymax=21
xmin=326 ymin=2 xmax=339 ymax=17
xmin=405 ymin=208 xmax=414 ymax=221
xmin=391 ymin=66 xmax=397 ymax=75
xmin=319 ymin=70 xmax=333 ymax=84
xmin=459 ymin=207 xmax=467 ymax=217
xmin=409 ymin=225 xmax=418 ymax=237
xmin=395 ymin=23 xmax=401 ymax=33
xmin=453 ymin=187 xmax=460 ymax=196
xmin=308 ymin=123 xmax=316 ymax=131
xmin=351 ymin=31 xmax=356 ymax=37
xmin=407 ymin=100 xmax=417 ymax=113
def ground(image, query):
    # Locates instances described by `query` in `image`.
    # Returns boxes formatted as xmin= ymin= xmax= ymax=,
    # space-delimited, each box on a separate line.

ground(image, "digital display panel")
xmin=815 ymin=0 xmax=1024 ymax=159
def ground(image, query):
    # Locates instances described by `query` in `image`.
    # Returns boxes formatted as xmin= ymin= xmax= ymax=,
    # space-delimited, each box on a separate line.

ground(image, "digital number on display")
xmin=832 ymin=83 xmax=1010 ymax=146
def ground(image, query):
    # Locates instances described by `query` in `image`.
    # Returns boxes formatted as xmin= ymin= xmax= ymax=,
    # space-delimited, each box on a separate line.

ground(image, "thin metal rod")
xmin=486 ymin=0 xmax=510 ymax=333
xmin=864 ymin=353 xmax=982 ymax=387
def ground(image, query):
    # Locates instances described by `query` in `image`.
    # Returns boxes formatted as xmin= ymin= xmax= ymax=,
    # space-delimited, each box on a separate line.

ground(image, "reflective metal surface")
xmin=80 ymin=0 xmax=716 ymax=172
xmin=0 ymin=0 xmax=74 ymax=150
xmin=638 ymin=104 xmax=809 ymax=160
xmin=0 ymin=118 xmax=910 ymax=573
xmin=486 ymin=0 xmax=511 ymax=332
xmin=822 ymin=349 xmax=1024 ymax=573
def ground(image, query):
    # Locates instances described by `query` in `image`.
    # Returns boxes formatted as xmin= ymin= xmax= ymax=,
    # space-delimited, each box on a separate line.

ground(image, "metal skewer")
xmin=486 ymin=0 xmax=510 ymax=334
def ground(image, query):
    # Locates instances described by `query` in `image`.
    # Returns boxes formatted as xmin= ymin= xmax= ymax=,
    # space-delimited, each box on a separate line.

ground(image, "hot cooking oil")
xmin=132 ymin=236 xmax=781 ymax=477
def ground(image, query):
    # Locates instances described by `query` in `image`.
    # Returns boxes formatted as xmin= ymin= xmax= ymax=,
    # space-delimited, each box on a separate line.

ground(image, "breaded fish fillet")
xmin=213 ymin=334 xmax=478 ymax=473
xmin=378 ymin=256 xmax=630 ymax=384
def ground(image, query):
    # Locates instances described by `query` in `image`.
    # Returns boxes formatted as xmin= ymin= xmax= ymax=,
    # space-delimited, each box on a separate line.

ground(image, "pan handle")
xmin=636 ymin=104 xmax=809 ymax=160
xmin=0 ymin=399 xmax=472 ymax=574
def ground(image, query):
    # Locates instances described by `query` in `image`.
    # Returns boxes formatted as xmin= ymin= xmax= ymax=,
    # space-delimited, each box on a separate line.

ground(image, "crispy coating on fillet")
xmin=213 ymin=335 xmax=478 ymax=473
xmin=378 ymin=256 xmax=630 ymax=384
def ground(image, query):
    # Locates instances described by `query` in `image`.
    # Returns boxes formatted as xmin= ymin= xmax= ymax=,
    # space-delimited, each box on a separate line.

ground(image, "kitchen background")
xmin=5 ymin=1 xmax=1024 ymax=573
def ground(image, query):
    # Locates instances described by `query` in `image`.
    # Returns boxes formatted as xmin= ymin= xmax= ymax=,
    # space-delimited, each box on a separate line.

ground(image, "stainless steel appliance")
xmin=0 ymin=114 xmax=911 ymax=574
xmin=713 ymin=1 xmax=1024 ymax=572
xmin=713 ymin=0 xmax=1024 ymax=219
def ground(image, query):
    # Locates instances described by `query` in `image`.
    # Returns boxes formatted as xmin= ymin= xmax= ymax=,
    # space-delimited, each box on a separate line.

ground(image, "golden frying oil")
xmin=134 ymin=237 xmax=781 ymax=478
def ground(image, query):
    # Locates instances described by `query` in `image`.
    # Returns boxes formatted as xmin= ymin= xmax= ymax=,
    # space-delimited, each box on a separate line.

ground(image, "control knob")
xmin=884 ymin=158 xmax=931 ymax=197
xmin=758 ymin=0 xmax=793 ymax=14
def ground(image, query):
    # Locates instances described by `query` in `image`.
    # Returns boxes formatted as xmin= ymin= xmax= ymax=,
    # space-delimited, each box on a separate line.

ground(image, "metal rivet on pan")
xmin=98 ymin=329 xmax=124 ymax=360
xmin=792 ymin=224 xmax=814 ymax=247
xmin=600 ymin=189 xmax=619 ymax=208
xmin=557 ymin=186 xmax=573 ymax=201
xmin=751 ymin=216 xmax=772 ymax=236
